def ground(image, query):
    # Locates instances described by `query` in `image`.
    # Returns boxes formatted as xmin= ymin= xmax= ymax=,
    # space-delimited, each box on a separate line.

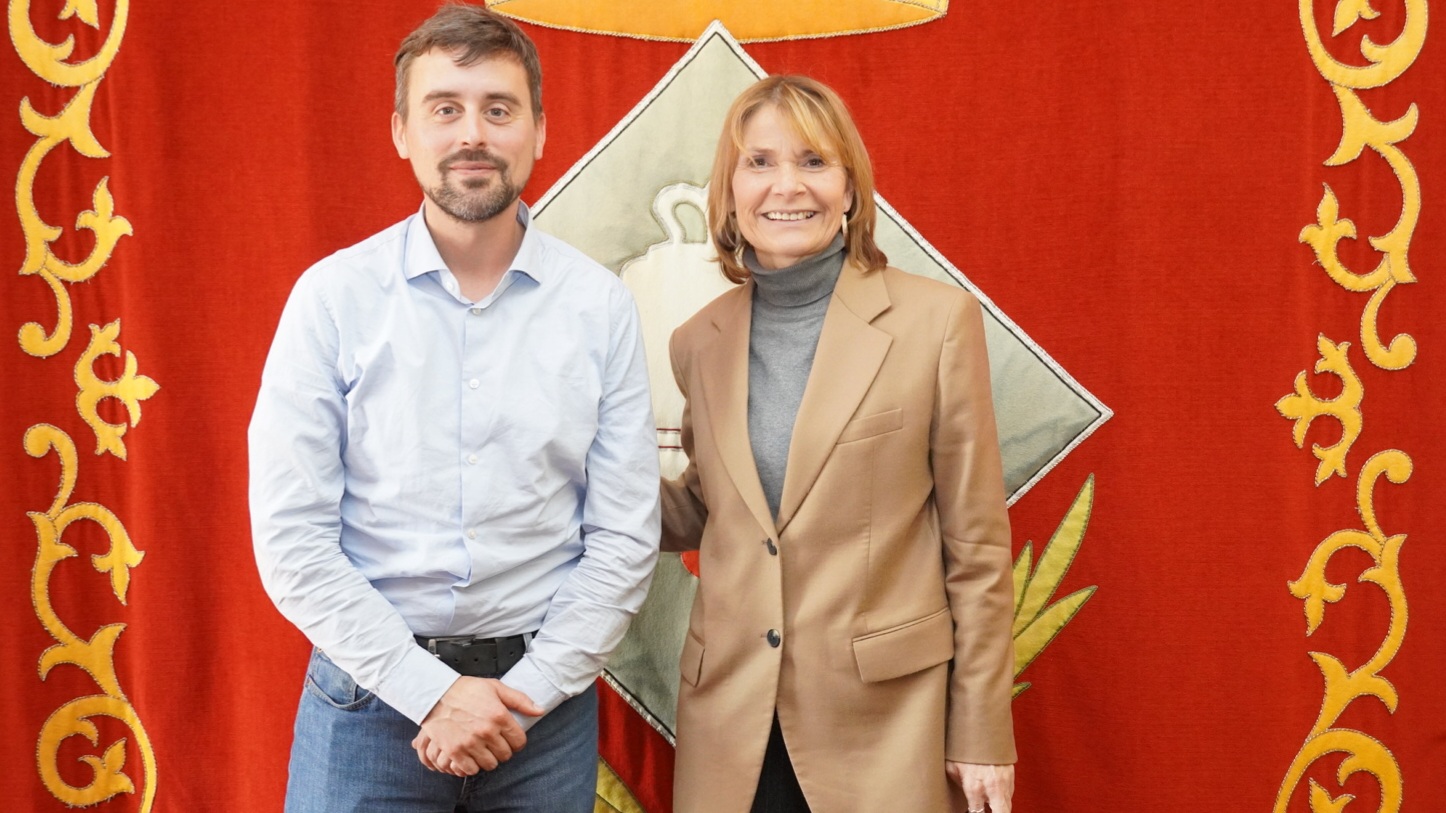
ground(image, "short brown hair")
xmin=394 ymin=3 xmax=543 ymax=119
xmin=708 ymin=75 xmax=887 ymax=284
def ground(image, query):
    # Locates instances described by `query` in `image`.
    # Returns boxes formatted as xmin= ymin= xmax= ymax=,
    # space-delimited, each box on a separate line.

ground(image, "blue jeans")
xmin=285 ymin=649 xmax=598 ymax=812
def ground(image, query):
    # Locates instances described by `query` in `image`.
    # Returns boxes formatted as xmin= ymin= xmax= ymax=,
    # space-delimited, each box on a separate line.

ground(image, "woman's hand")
xmin=946 ymin=761 xmax=1014 ymax=813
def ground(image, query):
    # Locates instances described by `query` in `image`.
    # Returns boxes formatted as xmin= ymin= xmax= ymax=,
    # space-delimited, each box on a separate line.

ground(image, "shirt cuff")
xmin=500 ymin=655 xmax=569 ymax=732
xmin=374 ymin=642 xmax=461 ymax=724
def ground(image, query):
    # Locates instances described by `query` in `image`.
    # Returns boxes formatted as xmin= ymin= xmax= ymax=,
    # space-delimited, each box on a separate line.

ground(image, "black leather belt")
xmin=416 ymin=632 xmax=533 ymax=677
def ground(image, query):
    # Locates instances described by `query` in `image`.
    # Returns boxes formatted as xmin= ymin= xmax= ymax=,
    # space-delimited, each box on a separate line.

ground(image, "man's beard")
xmin=425 ymin=149 xmax=522 ymax=223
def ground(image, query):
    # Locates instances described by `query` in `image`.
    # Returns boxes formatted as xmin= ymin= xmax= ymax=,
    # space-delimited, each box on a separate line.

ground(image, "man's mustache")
xmin=440 ymin=149 xmax=509 ymax=174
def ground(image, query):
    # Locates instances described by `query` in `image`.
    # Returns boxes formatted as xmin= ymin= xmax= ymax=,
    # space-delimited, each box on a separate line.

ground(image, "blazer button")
xmin=763 ymin=538 xmax=777 ymax=555
xmin=766 ymin=629 xmax=781 ymax=647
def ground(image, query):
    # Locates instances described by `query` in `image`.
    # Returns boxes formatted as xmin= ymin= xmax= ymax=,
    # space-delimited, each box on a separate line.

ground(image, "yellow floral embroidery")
xmin=1296 ymin=0 xmax=1424 ymax=370
xmin=1275 ymin=336 xmax=1363 ymax=485
xmin=12 ymin=0 xmax=133 ymax=358
xmin=26 ymin=425 xmax=156 ymax=809
xmin=12 ymin=1 xmax=155 ymax=807
xmin=1277 ymin=3 xmax=1422 ymax=809
xmin=75 ymin=320 xmax=160 ymax=459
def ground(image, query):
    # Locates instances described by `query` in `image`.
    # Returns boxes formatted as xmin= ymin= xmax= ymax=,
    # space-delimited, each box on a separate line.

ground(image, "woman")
xmin=662 ymin=75 xmax=1017 ymax=813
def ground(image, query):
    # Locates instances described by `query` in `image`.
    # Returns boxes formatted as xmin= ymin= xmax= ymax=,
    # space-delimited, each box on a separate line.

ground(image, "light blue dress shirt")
xmin=250 ymin=205 xmax=661 ymax=727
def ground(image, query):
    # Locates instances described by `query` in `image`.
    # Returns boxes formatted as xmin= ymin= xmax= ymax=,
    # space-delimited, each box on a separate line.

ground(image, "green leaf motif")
xmin=1012 ymin=475 xmax=1098 ymax=697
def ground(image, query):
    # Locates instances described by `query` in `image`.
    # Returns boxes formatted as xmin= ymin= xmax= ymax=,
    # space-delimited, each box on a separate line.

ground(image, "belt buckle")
xmin=424 ymin=634 xmax=478 ymax=656
xmin=420 ymin=632 xmax=534 ymax=661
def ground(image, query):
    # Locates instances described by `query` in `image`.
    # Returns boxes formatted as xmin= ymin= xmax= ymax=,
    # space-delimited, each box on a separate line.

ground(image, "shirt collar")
xmin=403 ymin=202 xmax=545 ymax=285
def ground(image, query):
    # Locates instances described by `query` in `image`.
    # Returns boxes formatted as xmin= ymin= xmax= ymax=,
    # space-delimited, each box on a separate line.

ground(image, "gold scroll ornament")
xmin=1276 ymin=2 xmax=1425 ymax=810
xmin=26 ymin=425 xmax=156 ymax=810
xmin=77 ymin=320 xmax=160 ymax=459
xmin=12 ymin=0 xmax=133 ymax=359
xmin=1297 ymin=0 xmax=1424 ymax=372
xmin=487 ymin=0 xmax=946 ymax=41
xmin=1275 ymin=452 xmax=1410 ymax=813
xmin=12 ymin=0 xmax=158 ymax=808
xmin=1276 ymin=336 xmax=1363 ymax=485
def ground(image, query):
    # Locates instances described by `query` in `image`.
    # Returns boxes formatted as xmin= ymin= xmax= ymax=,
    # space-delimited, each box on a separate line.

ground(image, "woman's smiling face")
xmin=731 ymin=104 xmax=853 ymax=270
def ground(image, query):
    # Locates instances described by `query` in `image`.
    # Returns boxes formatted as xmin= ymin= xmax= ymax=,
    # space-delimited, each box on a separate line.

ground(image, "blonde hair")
xmin=707 ymin=75 xmax=887 ymax=284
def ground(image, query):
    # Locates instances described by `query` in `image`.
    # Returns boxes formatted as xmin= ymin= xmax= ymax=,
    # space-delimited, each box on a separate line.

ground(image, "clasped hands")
xmin=947 ymin=761 xmax=1014 ymax=813
xmin=412 ymin=676 xmax=543 ymax=776
xmin=413 ymin=680 xmax=1017 ymax=807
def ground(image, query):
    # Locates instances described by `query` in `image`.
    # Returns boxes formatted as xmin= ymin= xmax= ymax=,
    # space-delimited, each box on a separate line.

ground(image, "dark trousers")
xmin=750 ymin=714 xmax=812 ymax=813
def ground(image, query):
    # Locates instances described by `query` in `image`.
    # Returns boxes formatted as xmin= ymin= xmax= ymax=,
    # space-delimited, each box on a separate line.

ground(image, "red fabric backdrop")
xmin=3 ymin=2 xmax=1443 ymax=811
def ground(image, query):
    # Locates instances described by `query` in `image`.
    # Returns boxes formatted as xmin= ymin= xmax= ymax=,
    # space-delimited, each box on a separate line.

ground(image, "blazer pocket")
xmin=679 ymin=629 xmax=705 ymax=687
xmin=836 ymin=408 xmax=903 ymax=445
xmin=852 ymin=607 xmax=953 ymax=683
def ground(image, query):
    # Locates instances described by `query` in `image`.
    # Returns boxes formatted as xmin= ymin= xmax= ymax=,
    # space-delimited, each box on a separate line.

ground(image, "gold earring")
xmin=841 ymin=213 xmax=849 ymax=235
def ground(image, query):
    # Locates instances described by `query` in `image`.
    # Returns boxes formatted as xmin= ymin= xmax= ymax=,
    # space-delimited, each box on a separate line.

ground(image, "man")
xmin=248 ymin=5 xmax=660 ymax=810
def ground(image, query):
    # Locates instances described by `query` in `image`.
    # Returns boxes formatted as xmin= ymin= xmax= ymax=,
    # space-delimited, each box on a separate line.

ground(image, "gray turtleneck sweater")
xmin=746 ymin=234 xmax=847 ymax=520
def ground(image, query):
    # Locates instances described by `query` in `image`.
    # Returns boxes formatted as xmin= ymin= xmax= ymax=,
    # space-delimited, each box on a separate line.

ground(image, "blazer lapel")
xmin=697 ymin=283 xmax=779 ymax=539
xmin=776 ymin=262 xmax=893 ymax=534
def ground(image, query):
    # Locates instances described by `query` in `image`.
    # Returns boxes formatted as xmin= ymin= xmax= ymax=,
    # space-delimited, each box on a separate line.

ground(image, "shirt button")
xmin=467 ymin=454 xmax=478 ymax=465
xmin=467 ymin=529 xmax=478 ymax=540
xmin=470 ymin=307 xmax=482 ymax=315
xmin=763 ymin=538 xmax=777 ymax=556
xmin=766 ymin=629 xmax=781 ymax=648
xmin=468 ymin=379 xmax=480 ymax=389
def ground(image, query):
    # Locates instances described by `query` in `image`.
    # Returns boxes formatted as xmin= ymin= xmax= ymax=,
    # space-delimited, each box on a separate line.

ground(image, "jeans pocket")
xmin=303 ymin=649 xmax=376 ymax=711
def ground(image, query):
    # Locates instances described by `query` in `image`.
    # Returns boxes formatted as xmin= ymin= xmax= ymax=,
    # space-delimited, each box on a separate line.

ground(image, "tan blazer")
xmin=662 ymin=261 xmax=1017 ymax=813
